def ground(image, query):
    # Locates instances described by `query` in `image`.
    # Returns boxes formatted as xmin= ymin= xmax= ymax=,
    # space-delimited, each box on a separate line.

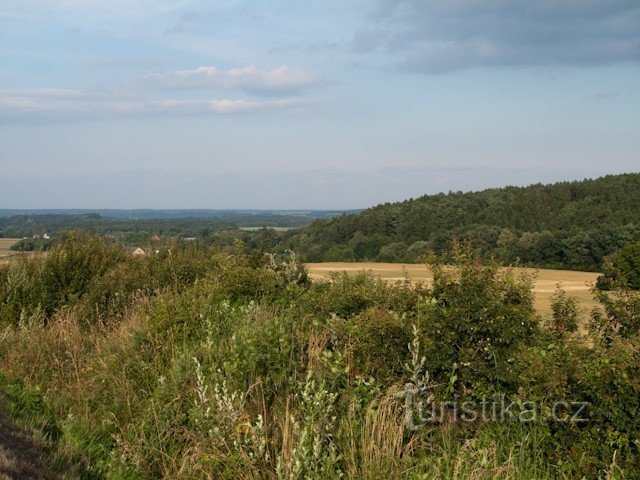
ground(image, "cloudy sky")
xmin=1 ymin=1 xmax=639 ymax=209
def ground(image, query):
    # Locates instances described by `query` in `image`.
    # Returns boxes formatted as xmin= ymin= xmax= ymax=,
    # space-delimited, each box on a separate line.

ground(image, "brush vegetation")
xmin=0 ymin=234 xmax=639 ymax=479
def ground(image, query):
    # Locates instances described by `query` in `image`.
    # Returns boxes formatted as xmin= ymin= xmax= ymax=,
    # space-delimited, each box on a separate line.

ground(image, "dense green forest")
xmin=277 ymin=173 xmax=640 ymax=271
xmin=0 ymin=234 xmax=638 ymax=478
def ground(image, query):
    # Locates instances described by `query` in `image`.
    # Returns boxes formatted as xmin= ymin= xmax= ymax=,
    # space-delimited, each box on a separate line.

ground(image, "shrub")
xmin=591 ymin=288 xmax=640 ymax=341
xmin=597 ymin=241 xmax=640 ymax=290
xmin=10 ymin=238 xmax=54 ymax=252
xmin=550 ymin=288 xmax=579 ymax=334
xmin=419 ymin=247 xmax=540 ymax=396
xmin=79 ymin=241 xmax=220 ymax=322
xmin=0 ymin=232 xmax=127 ymax=323
xmin=1 ymin=236 xmax=640 ymax=478
xmin=518 ymin=334 xmax=640 ymax=477
xmin=298 ymin=271 xmax=425 ymax=321
xmin=333 ymin=307 xmax=411 ymax=383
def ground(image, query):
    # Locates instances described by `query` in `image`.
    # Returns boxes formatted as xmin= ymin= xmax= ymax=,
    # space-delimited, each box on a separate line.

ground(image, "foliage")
xmin=591 ymin=288 xmax=640 ymax=341
xmin=517 ymin=334 xmax=640 ymax=477
xmin=278 ymin=173 xmax=640 ymax=271
xmin=0 ymin=232 xmax=127 ymax=323
xmin=550 ymin=288 xmax=580 ymax=334
xmin=418 ymin=246 xmax=539 ymax=396
xmin=597 ymin=241 xmax=640 ymax=290
xmin=10 ymin=237 xmax=54 ymax=252
xmin=0 ymin=235 xmax=639 ymax=478
xmin=332 ymin=307 xmax=411 ymax=383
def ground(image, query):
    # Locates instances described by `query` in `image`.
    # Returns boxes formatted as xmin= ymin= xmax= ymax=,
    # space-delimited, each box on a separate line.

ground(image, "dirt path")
xmin=0 ymin=405 xmax=57 ymax=480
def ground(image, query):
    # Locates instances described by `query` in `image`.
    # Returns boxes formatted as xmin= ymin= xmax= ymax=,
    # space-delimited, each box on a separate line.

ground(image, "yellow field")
xmin=306 ymin=262 xmax=600 ymax=320
xmin=0 ymin=238 xmax=20 ymax=258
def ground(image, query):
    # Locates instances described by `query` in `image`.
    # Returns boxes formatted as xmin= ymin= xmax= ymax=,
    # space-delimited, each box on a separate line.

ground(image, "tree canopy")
xmin=277 ymin=173 xmax=640 ymax=271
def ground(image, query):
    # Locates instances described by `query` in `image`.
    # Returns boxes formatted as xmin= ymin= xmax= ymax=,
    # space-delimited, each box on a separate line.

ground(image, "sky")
xmin=0 ymin=0 xmax=639 ymax=210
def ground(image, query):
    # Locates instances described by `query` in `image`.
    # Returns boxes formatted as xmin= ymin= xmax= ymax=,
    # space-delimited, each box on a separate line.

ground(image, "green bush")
xmin=597 ymin=241 xmax=640 ymax=290
xmin=80 ymin=242 xmax=221 ymax=322
xmin=297 ymin=271 xmax=425 ymax=321
xmin=2 ymin=236 xmax=640 ymax=478
xmin=10 ymin=238 xmax=54 ymax=252
xmin=419 ymin=247 xmax=539 ymax=396
xmin=0 ymin=234 xmax=290 ymax=325
xmin=518 ymin=334 xmax=640 ymax=476
xmin=333 ymin=307 xmax=411 ymax=383
xmin=0 ymin=232 xmax=127 ymax=323
xmin=550 ymin=288 xmax=579 ymax=334
xmin=592 ymin=288 xmax=640 ymax=341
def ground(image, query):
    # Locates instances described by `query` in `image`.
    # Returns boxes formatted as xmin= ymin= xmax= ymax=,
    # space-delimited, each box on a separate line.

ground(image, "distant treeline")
xmin=0 ymin=212 xmax=323 ymax=245
xmin=4 ymin=174 xmax=640 ymax=272
xmin=0 ymin=208 xmax=350 ymax=220
xmin=276 ymin=173 xmax=640 ymax=271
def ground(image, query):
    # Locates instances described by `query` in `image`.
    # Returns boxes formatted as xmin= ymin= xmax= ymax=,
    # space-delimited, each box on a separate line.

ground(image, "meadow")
xmin=307 ymin=262 xmax=600 ymax=320
xmin=0 ymin=239 xmax=19 ymax=258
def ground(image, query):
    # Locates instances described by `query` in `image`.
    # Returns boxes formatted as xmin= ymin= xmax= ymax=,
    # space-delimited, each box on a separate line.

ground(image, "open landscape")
xmin=0 ymin=232 xmax=638 ymax=479
xmin=2 ymin=1 xmax=639 ymax=478
xmin=0 ymin=178 xmax=639 ymax=480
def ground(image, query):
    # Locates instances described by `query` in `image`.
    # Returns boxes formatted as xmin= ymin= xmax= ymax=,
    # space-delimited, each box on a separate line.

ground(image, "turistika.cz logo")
xmin=395 ymin=385 xmax=589 ymax=431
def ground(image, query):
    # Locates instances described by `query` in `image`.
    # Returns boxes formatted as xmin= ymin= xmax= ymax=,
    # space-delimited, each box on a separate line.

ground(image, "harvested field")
xmin=306 ymin=262 xmax=600 ymax=320
xmin=0 ymin=239 xmax=20 ymax=258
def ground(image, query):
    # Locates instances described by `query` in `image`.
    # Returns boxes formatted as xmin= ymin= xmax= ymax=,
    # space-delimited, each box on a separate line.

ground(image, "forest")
xmin=0 ymin=212 xmax=320 ymax=250
xmin=5 ymin=174 xmax=640 ymax=273
xmin=277 ymin=173 xmax=640 ymax=271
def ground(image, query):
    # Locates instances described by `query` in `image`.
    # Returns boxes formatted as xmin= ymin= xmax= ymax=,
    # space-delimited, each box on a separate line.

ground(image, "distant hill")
xmin=278 ymin=173 xmax=640 ymax=271
xmin=0 ymin=211 xmax=349 ymax=246
xmin=0 ymin=209 xmax=350 ymax=220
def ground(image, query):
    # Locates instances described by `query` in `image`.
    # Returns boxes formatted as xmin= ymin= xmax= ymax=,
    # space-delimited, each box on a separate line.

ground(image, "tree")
xmin=598 ymin=241 xmax=640 ymax=290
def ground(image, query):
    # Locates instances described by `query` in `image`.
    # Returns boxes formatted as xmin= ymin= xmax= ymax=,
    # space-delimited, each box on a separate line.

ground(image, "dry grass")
xmin=306 ymin=262 xmax=600 ymax=321
xmin=0 ymin=239 xmax=20 ymax=258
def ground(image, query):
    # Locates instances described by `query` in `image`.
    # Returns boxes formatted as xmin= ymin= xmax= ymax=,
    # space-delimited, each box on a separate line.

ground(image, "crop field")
xmin=0 ymin=239 xmax=20 ymax=258
xmin=306 ymin=262 xmax=600 ymax=320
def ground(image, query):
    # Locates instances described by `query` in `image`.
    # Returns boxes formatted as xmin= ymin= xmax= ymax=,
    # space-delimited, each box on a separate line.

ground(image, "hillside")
xmin=278 ymin=173 xmax=640 ymax=271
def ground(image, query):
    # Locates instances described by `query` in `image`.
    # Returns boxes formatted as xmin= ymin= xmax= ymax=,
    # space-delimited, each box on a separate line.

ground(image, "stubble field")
xmin=0 ymin=239 xmax=20 ymax=258
xmin=306 ymin=262 xmax=600 ymax=320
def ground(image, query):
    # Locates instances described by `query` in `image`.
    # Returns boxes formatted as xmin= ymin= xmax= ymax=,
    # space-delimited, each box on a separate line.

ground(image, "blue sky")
xmin=1 ymin=0 xmax=639 ymax=209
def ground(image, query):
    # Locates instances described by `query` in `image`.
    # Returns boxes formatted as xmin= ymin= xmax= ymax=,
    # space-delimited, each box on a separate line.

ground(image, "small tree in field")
xmin=550 ymin=287 xmax=579 ymax=334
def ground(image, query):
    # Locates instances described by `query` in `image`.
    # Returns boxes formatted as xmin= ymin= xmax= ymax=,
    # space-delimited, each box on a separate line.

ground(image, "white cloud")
xmin=148 ymin=97 xmax=309 ymax=114
xmin=0 ymin=62 xmax=323 ymax=121
xmin=145 ymin=65 xmax=323 ymax=95
xmin=0 ymin=88 xmax=312 ymax=120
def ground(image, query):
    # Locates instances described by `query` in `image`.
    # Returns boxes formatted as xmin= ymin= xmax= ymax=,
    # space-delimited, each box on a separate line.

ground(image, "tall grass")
xmin=0 ymin=236 xmax=638 ymax=478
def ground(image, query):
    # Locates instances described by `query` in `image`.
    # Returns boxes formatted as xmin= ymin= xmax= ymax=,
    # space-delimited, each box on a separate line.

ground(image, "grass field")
xmin=0 ymin=239 xmax=20 ymax=258
xmin=306 ymin=262 xmax=600 ymax=320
